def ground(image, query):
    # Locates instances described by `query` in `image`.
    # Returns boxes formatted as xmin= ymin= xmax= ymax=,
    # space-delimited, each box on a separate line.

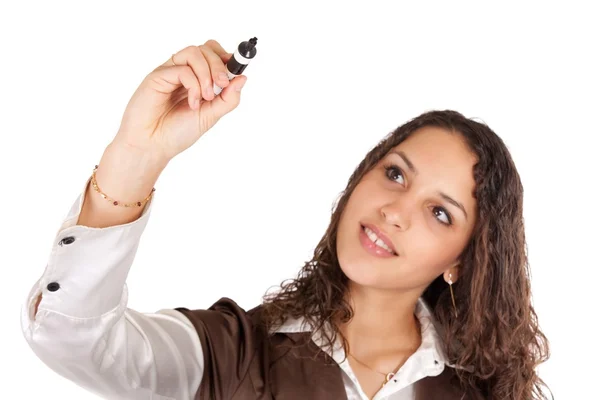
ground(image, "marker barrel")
xmin=213 ymin=38 xmax=257 ymax=95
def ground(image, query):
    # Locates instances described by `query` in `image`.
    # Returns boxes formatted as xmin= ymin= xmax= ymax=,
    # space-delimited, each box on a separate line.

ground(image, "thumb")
xmin=208 ymin=75 xmax=247 ymax=119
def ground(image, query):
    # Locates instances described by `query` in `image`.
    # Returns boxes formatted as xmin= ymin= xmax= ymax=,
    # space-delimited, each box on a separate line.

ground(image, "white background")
xmin=2 ymin=1 xmax=597 ymax=399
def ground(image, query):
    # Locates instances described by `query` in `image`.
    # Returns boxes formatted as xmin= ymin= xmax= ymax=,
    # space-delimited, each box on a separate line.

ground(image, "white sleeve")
xmin=20 ymin=177 xmax=204 ymax=400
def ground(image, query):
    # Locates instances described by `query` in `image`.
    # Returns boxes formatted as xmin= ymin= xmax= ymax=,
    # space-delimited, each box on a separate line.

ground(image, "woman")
xmin=22 ymin=39 xmax=552 ymax=399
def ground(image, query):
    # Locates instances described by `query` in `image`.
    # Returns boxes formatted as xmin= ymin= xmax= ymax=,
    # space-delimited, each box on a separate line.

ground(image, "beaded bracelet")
xmin=90 ymin=165 xmax=155 ymax=207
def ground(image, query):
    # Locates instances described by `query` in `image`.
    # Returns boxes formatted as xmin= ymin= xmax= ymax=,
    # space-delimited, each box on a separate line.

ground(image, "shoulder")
xmin=174 ymin=297 xmax=319 ymax=361
xmin=174 ymin=297 xmax=266 ymax=369
xmin=174 ymin=298 xmax=270 ymax=398
xmin=175 ymin=297 xmax=265 ymax=338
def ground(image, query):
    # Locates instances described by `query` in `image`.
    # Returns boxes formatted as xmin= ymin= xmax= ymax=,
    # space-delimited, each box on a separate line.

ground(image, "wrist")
xmin=76 ymin=142 xmax=166 ymax=228
xmin=93 ymin=143 xmax=166 ymax=203
xmin=107 ymin=139 xmax=171 ymax=171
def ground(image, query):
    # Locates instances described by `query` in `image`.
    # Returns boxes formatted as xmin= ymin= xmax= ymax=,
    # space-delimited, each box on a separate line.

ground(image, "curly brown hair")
xmin=260 ymin=110 xmax=552 ymax=399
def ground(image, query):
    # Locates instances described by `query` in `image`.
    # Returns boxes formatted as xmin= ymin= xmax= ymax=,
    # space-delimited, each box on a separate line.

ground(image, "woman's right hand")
xmin=112 ymin=39 xmax=248 ymax=164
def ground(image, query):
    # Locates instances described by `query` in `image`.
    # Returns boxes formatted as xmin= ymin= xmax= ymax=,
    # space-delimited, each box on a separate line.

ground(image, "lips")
xmin=361 ymin=223 xmax=398 ymax=255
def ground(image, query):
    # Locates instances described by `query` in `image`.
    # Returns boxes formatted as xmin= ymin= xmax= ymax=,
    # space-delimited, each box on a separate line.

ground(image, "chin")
xmin=338 ymin=258 xmax=386 ymax=288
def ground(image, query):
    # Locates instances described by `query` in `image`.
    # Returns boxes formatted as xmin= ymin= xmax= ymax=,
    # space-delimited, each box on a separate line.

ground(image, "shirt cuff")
xmin=23 ymin=175 xmax=155 ymax=322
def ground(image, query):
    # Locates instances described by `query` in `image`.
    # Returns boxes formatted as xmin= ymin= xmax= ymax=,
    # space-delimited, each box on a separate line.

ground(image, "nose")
xmin=380 ymin=198 xmax=411 ymax=231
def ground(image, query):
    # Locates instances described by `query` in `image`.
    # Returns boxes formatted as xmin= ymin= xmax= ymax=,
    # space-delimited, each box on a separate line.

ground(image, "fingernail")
xmin=219 ymin=72 xmax=228 ymax=82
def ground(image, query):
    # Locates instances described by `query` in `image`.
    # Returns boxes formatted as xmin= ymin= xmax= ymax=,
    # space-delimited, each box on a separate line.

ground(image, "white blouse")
xmin=21 ymin=177 xmax=451 ymax=400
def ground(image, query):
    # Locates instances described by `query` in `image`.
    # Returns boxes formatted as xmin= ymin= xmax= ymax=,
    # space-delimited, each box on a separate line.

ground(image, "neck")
xmin=338 ymin=282 xmax=422 ymax=355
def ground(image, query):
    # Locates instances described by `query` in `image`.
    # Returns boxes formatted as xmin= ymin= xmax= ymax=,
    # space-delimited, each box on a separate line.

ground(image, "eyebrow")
xmin=438 ymin=192 xmax=468 ymax=220
xmin=391 ymin=150 xmax=418 ymax=175
xmin=389 ymin=150 xmax=468 ymax=220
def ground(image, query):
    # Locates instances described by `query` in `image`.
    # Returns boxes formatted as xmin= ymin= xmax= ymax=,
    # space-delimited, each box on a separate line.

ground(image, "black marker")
xmin=213 ymin=37 xmax=258 ymax=95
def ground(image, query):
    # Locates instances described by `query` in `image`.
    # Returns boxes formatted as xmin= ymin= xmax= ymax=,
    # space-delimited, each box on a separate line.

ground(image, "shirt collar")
xmin=272 ymin=296 xmax=450 ymax=368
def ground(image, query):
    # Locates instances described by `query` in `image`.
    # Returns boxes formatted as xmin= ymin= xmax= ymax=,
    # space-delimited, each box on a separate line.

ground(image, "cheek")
xmin=403 ymin=228 xmax=461 ymax=274
xmin=337 ymin=189 xmax=366 ymax=232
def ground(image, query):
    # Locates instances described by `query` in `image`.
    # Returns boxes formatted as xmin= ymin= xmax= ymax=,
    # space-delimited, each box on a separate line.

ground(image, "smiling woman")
xmin=21 ymin=37 xmax=552 ymax=400
xmin=337 ymin=126 xmax=478 ymax=292
xmin=259 ymin=110 xmax=552 ymax=399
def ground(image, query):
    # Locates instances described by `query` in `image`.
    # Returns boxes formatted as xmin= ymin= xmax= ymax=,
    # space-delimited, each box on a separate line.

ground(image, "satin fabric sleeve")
xmin=21 ymin=177 xmax=204 ymax=400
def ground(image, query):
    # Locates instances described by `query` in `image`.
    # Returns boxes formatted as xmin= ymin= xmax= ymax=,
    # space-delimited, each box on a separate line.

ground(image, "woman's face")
xmin=336 ymin=126 xmax=478 ymax=292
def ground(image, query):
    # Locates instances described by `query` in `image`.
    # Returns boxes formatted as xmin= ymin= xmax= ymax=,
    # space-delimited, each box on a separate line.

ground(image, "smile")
xmin=359 ymin=225 xmax=398 ymax=257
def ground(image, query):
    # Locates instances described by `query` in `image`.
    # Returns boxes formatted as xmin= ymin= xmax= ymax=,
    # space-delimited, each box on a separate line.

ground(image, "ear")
xmin=443 ymin=263 xmax=460 ymax=284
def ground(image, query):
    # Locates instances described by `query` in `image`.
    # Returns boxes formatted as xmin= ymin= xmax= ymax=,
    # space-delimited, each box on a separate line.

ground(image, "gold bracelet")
xmin=90 ymin=165 xmax=155 ymax=207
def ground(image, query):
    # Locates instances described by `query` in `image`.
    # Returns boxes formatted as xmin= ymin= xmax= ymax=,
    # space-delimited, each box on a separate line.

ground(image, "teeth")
xmin=364 ymin=227 xmax=394 ymax=254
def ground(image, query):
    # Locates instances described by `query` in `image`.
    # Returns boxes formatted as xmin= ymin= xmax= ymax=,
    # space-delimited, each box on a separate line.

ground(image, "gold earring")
xmin=448 ymin=273 xmax=458 ymax=318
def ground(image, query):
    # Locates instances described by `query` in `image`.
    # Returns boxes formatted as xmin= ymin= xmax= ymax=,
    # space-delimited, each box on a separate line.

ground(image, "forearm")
xmin=77 ymin=141 xmax=169 ymax=228
xmin=32 ymin=141 xmax=169 ymax=316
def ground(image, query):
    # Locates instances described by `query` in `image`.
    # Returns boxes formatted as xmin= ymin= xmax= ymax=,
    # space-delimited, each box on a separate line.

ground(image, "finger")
xmin=148 ymin=65 xmax=201 ymax=110
xmin=209 ymin=75 xmax=247 ymax=119
xmin=199 ymin=44 xmax=230 ymax=89
xmin=160 ymin=41 xmax=229 ymax=67
xmin=220 ymin=52 xmax=233 ymax=64
xmin=170 ymin=46 xmax=214 ymax=101
xmin=203 ymin=40 xmax=232 ymax=65
xmin=176 ymin=66 xmax=203 ymax=110
xmin=203 ymin=39 xmax=229 ymax=60
xmin=161 ymin=53 xmax=177 ymax=68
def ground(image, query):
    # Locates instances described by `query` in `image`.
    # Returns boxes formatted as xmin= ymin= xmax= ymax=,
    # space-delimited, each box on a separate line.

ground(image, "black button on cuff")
xmin=47 ymin=282 xmax=60 ymax=292
xmin=59 ymin=236 xmax=76 ymax=246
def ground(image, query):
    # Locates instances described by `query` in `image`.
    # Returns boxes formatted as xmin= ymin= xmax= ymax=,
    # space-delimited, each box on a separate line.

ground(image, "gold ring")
xmin=170 ymin=54 xmax=176 ymax=66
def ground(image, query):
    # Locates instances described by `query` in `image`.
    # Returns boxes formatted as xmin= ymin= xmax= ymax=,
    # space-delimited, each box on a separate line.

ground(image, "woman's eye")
xmin=384 ymin=163 xmax=453 ymax=227
xmin=433 ymin=206 xmax=452 ymax=225
xmin=384 ymin=164 xmax=405 ymax=185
